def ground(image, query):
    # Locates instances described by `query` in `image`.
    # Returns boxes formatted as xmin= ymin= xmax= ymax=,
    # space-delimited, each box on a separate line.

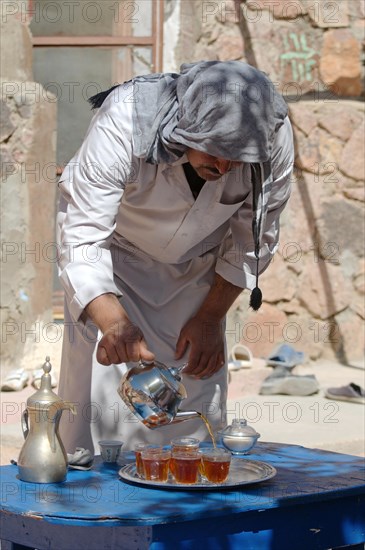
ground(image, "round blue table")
xmin=1 ymin=442 xmax=364 ymax=549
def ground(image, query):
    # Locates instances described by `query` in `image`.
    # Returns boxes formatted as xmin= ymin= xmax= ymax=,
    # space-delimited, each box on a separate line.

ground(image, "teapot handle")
xmin=21 ymin=409 xmax=29 ymax=439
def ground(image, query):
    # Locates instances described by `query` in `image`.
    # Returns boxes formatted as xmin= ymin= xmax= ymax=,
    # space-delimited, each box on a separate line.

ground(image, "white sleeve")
xmin=57 ymin=85 xmax=135 ymax=321
xmin=216 ymin=117 xmax=294 ymax=289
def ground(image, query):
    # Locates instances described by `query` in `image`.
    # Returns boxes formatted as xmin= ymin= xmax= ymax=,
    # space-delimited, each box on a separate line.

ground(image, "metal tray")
xmin=118 ymin=458 xmax=276 ymax=490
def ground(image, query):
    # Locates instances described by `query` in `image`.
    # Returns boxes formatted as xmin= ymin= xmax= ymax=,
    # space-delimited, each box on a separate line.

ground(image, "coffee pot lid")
xmin=26 ymin=356 xmax=62 ymax=407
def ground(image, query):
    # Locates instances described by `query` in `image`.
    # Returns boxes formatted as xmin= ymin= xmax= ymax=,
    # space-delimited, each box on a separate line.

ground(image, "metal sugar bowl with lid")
xmin=18 ymin=357 xmax=76 ymax=483
xmin=217 ymin=418 xmax=261 ymax=455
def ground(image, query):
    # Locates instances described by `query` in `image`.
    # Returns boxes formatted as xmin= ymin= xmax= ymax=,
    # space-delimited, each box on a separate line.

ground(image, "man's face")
xmin=186 ymin=149 xmax=242 ymax=181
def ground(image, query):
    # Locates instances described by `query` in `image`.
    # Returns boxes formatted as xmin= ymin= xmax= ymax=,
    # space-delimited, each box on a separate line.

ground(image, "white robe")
xmin=57 ymin=86 xmax=294 ymax=454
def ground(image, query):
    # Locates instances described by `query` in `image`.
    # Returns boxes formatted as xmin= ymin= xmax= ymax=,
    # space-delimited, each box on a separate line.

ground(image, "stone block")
xmin=297 ymin=257 xmax=352 ymax=319
xmin=318 ymin=127 xmax=344 ymax=171
xmin=340 ymin=120 xmax=365 ymax=181
xmin=243 ymin=7 xmax=323 ymax=94
xmin=334 ymin=308 xmax=365 ymax=365
xmin=289 ymin=102 xmax=318 ymax=136
xmin=302 ymin=0 xmax=349 ymax=28
xmin=216 ymin=33 xmax=245 ymax=61
xmin=293 ymin=124 xmax=343 ymax=180
xmin=318 ymin=103 xmax=363 ymax=141
xmin=344 ymin=188 xmax=365 ymax=202
xmin=336 ymin=173 xmax=364 ymax=193
xmin=259 ymin=253 xmax=297 ymax=303
xmin=280 ymin=297 xmax=302 ymax=314
xmin=245 ymin=0 xmax=307 ymax=20
xmin=317 ymin=198 xmax=364 ymax=259
xmin=216 ymin=0 xmax=241 ymax=24
xmin=353 ymin=259 xmax=365 ymax=296
xmin=279 ymin=172 xmax=319 ymax=254
xmin=293 ymin=126 xmax=321 ymax=173
xmin=290 ymin=101 xmax=364 ymax=190
xmin=319 ymin=29 xmax=362 ymax=96
xmin=348 ymin=0 xmax=365 ymax=19
xmin=193 ymin=43 xmax=219 ymax=62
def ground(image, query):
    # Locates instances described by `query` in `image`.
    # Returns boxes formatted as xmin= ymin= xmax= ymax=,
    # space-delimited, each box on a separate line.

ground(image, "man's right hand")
xmin=97 ymin=320 xmax=155 ymax=365
xmin=84 ymin=293 xmax=155 ymax=366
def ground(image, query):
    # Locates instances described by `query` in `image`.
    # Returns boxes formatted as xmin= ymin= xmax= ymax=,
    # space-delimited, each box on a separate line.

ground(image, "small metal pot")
xmin=118 ymin=360 xmax=199 ymax=429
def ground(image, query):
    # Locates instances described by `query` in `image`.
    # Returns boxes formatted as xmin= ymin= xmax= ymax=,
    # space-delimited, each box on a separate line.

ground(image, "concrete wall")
xmin=0 ymin=1 xmax=57 ymax=372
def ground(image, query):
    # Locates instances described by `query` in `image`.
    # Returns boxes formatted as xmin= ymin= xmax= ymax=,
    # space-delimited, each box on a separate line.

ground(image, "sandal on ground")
xmin=325 ymin=383 xmax=365 ymax=404
xmin=266 ymin=343 xmax=305 ymax=369
xmin=1 ymin=369 xmax=29 ymax=392
xmin=228 ymin=344 xmax=253 ymax=371
xmin=31 ymin=368 xmax=58 ymax=389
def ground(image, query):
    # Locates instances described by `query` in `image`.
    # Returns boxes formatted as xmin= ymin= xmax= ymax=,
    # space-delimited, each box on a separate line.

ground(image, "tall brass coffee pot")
xmin=18 ymin=357 xmax=76 ymax=483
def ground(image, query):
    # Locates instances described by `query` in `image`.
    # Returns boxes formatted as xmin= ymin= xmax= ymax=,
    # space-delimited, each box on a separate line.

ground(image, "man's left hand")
xmin=175 ymin=315 xmax=225 ymax=379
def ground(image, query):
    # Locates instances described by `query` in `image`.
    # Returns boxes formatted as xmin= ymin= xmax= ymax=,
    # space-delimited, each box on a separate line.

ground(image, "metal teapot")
xmin=118 ymin=360 xmax=199 ymax=429
xmin=18 ymin=357 xmax=76 ymax=483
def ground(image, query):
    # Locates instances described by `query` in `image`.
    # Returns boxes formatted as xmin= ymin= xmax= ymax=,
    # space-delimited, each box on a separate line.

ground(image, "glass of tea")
xmin=134 ymin=444 xmax=162 ymax=477
xmin=171 ymin=437 xmax=200 ymax=453
xmin=170 ymin=450 xmax=201 ymax=485
xmin=201 ymin=448 xmax=231 ymax=483
xmin=170 ymin=437 xmax=200 ymax=476
xmin=141 ymin=448 xmax=171 ymax=482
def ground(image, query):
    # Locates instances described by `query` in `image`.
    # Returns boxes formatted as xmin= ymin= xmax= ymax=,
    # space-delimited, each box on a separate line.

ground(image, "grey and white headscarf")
xmin=89 ymin=61 xmax=289 ymax=309
xmin=131 ymin=61 xmax=287 ymax=164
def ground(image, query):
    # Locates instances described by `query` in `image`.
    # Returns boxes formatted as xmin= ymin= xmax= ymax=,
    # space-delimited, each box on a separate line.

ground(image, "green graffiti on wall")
xmin=280 ymin=33 xmax=317 ymax=82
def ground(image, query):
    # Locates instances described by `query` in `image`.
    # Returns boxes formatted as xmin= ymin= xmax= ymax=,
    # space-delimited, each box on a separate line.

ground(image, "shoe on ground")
xmin=266 ymin=343 xmax=305 ymax=369
xmin=259 ymin=371 xmax=319 ymax=396
xmin=325 ymin=383 xmax=365 ymax=404
xmin=228 ymin=344 xmax=253 ymax=371
xmin=31 ymin=368 xmax=58 ymax=389
xmin=1 ymin=369 xmax=29 ymax=391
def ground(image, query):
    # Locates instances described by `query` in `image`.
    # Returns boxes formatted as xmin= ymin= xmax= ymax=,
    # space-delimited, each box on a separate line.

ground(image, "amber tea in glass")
xmin=141 ymin=448 xmax=171 ymax=482
xmin=134 ymin=444 xmax=162 ymax=477
xmin=170 ymin=451 xmax=201 ymax=484
xmin=170 ymin=438 xmax=200 ymax=475
xmin=201 ymin=449 xmax=231 ymax=483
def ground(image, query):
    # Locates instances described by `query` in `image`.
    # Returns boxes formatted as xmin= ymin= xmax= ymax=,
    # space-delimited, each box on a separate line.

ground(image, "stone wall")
xmin=0 ymin=1 xmax=57 ymax=371
xmin=173 ymin=0 xmax=364 ymax=365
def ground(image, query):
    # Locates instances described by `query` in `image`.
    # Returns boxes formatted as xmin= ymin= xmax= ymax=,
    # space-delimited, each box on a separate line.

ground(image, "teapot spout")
xmin=141 ymin=410 xmax=200 ymax=429
xmin=172 ymin=410 xmax=200 ymax=424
